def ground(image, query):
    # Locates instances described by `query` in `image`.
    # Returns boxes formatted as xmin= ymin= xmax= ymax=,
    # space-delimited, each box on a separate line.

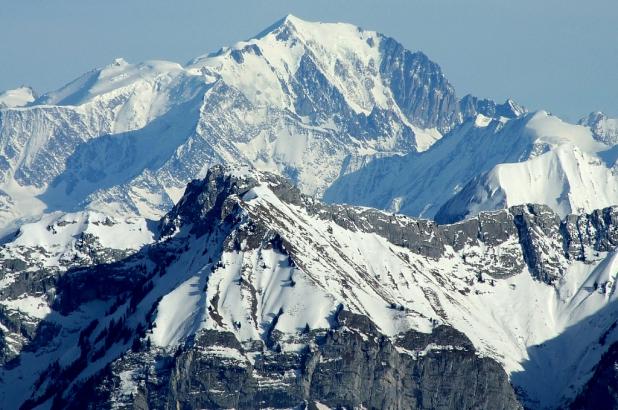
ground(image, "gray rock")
xmin=70 ymin=312 xmax=521 ymax=410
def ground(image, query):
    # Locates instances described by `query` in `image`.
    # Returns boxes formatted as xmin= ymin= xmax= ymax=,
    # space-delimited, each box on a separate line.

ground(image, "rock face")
xmin=69 ymin=312 xmax=520 ymax=410
xmin=378 ymin=38 xmax=460 ymax=132
xmin=579 ymin=111 xmax=618 ymax=146
xmin=160 ymin=166 xmax=618 ymax=286
xmin=459 ymin=95 xmax=526 ymax=120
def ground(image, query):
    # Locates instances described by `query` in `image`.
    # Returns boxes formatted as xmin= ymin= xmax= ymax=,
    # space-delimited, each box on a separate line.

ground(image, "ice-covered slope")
xmin=2 ymin=166 xmax=618 ymax=408
xmin=326 ymin=111 xmax=618 ymax=222
xmin=0 ymin=86 xmax=36 ymax=108
xmin=0 ymin=15 xmax=513 ymax=231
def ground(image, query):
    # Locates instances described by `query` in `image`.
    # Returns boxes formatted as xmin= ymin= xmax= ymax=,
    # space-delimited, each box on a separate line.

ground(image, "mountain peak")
xmin=579 ymin=111 xmax=607 ymax=124
xmin=110 ymin=57 xmax=129 ymax=67
xmin=280 ymin=13 xmax=302 ymax=26
xmin=579 ymin=111 xmax=618 ymax=145
xmin=252 ymin=13 xmax=379 ymax=49
xmin=254 ymin=13 xmax=307 ymax=39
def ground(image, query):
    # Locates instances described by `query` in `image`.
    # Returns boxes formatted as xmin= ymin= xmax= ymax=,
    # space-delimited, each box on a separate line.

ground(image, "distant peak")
xmin=579 ymin=111 xmax=607 ymax=125
xmin=503 ymin=98 xmax=526 ymax=117
xmin=254 ymin=14 xmax=303 ymax=38
xmin=281 ymin=13 xmax=301 ymax=24
xmin=111 ymin=57 xmax=129 ymax=67
xmin=254 ymin=14 xmax=365 ymax=41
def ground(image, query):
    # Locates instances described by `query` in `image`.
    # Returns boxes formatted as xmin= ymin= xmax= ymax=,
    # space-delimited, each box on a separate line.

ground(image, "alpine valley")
xmin=0 ymin=15 xmax=617 ymax=410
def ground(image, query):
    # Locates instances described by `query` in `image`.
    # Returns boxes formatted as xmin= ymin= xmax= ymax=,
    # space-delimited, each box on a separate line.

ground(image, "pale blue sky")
xmin=1 ymin=0 xmax=616 ymax=120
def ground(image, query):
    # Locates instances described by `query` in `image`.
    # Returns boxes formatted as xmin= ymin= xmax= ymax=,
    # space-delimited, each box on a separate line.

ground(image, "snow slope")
xmin=0 ymin=209 xmax=154 ymax=270
xmin=326 ymin=111 xmax=618 ymax=222
xmin=436 ymin=143 xmax=618 ymax=222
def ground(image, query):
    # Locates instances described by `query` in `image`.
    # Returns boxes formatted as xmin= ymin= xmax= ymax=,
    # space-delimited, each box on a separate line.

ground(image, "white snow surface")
xmin=326 ymin=111 xmax=618 ymax=221
xmin=0 ymin=86 xmax=36 ymax=108
xmin=0 ymin=210 xmax=154 ymax=271
xmin=13 ymin=210 xmax=153 ymax=250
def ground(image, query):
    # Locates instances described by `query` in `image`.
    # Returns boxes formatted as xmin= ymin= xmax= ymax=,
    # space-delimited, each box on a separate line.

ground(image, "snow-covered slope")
xmin=326 ymin=111 xmax=618 ymax=222
xmin=0 ymin=58 xmax=205 ymax=229
xmin=2 ymin=166 xmax=618 ymax=408
xmin=436 ymin=143 xmax=618 ymax=223
xmin=0 ymin=15 xmax=515 ymax=231
xmin=0 ymin=86 xmax=36 ymax=108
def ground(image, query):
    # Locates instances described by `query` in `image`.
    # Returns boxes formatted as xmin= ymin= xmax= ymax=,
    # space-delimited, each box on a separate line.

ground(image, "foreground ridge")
xmin=0 ymin=165 xmax=617 ymax=408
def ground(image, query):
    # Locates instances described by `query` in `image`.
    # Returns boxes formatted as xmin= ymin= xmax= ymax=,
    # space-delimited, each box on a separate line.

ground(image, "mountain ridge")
xmin=326 ymin=110 xmax=618 ymax=221
xmin=2 ymin=165 xmax=618 ymax=408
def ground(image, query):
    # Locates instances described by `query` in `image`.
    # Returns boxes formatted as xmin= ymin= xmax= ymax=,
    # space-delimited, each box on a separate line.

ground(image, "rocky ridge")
xmin=1 ymin=166 xmax=618 ymax=408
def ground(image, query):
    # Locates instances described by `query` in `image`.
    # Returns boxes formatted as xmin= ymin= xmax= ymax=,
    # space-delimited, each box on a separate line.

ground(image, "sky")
xmin=0 ymin=0 xmax=616 ymax=121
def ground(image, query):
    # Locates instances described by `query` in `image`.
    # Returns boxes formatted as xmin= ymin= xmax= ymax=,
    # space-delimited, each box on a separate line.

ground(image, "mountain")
xmin=579 ymin=111 xmax=618 ymax=146
xmin=1 ymin=166 xmax=618 ymax=408
xmin=0 ymin=15 xmax=515 ymax=232
xmin=326 ymin=110 xmax=618 ymax=222
xmin=0 ymin=16 xmax=612 ymax=230
xmin=1 ymin=14 xmax=618 ymax=410
xmin=0 ymin=86 xmax=36 ymax=109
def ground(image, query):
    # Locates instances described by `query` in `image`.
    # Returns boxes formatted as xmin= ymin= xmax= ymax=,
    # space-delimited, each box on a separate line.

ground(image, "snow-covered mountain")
xmin=0 ymin=15 xmax=515 ymax=232
xmin=1 ymin=14 xmax=618 ymax=410
xmin=1 ymin=166 xmax=618 ymax=408
xmin=326 ymin=110 xmax=618 ymax=222
xmin=0 ymin=16 xmax=612 ymax=230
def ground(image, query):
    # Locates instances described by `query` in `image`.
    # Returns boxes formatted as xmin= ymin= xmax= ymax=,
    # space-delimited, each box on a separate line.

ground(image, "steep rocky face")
xmin=68 ymin=312 xmax=520 ymax=410
xmin=579 ymin=111 xmax=618 ymax=146
xmin=459 ymin=95 xmax=526 ymax=120
xmin=157 ymin=166 xmax=618 ymax=291
xmin=378 ymin=39 xmax=460 ymax=132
